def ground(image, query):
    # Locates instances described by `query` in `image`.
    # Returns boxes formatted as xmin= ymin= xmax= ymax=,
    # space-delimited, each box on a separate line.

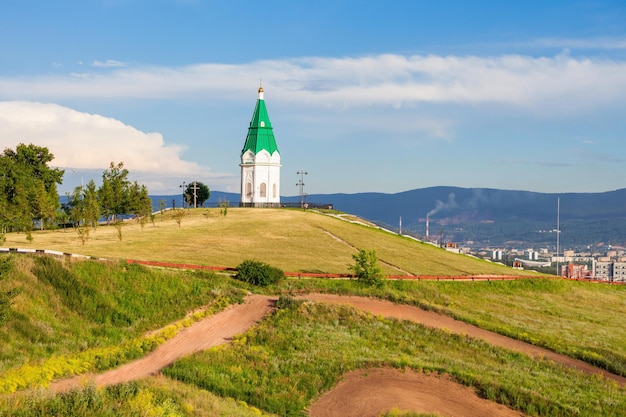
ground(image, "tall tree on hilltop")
xmin=0 ymin=144 xmax=63 ymax=235
xmin=128 ymin=181 xmax=152 ymax=221
xmin=83 ymin=180 xmax=101 ymax=229
xmin=98 ymin=162 xmax=130 ymax=223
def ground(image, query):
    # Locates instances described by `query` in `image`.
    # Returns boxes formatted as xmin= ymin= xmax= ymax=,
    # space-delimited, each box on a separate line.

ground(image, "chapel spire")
xmin=258 ymin=80 xmax=264 ymax=99
xmin=240 ymin=84 xmax=281 ymax=207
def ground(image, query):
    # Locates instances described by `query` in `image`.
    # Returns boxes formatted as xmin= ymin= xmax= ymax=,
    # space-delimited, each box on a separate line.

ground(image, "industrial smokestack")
xmin=426 ymin=214 xmax=429 ymax=238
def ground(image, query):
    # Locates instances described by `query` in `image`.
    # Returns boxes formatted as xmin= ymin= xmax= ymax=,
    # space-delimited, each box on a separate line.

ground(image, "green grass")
xmin=0 ymin=255 xmax=246 ymax=378
xmin=275 ymin=277 xmax=626 ymax=376
xmin=3 ymin=208 xmax=532 ymax=277
xmin=164 ymin=299 xmax=626 ymax=417
xmin=1 ymin=208 xmax=625 ymax=416
xmin=0 ymin=376 xmax=275 ymax=416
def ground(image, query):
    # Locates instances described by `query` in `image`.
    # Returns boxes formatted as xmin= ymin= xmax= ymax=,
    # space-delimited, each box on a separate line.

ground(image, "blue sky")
xmin=1 ymin=0 xmax=626 ymax=196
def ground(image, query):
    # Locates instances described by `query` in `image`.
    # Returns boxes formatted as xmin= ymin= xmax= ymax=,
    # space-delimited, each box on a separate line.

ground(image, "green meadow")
xmin=0 ymin=208 xmax=624 ymax=416
xmin=2 ymin=208 xmax=534 ymax=276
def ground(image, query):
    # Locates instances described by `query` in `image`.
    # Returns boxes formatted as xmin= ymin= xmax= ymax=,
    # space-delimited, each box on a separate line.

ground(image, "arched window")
xmin=272 ymin=183 xmax=277 ymax=198
xmin=246 ymin=182 xmax=253 ymax=199
xmin=260 ymin=183 xmax=267 ymax=198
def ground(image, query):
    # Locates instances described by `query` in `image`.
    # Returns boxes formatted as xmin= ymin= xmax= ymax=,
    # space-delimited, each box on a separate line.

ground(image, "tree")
xmin=349 ymin=249 xmax=385 ymax=287
xmin=219 ymin=198 xmax=229 ymax=216
xmin=172 ymin=209 xmax=186 ymax=228
xmin=184 ymin=181 xmax=210 ymax=207
xmin=83 ymin=180 xmax=101 ymax=230
xmin=98 ymin=161 xmax=130 ymax=223
xmin=0 ymin=144 xmax=63 ymax=236
xmin=128 ymin=181 xmax=152 ymax=224
xmin=55 ymin=208 xmax=69 ymax=230
xmin=66 ymin=186 xmax=85 ymax=227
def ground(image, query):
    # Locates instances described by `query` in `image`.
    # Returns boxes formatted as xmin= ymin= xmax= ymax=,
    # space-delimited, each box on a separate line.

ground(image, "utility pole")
xmin=296 ymin=169 xmax=307 ymax=208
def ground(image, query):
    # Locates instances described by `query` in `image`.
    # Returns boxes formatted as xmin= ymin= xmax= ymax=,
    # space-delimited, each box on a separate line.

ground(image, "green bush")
xmin=235 ymin=260 xmax=284 ymax=287
xmin=349 ymin=249 xmax=385 ymax=287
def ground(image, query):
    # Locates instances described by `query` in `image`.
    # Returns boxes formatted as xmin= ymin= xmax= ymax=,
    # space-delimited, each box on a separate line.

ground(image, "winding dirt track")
xmin=302 ymin=294 xmax=626 ymax=385
xmin=47 ymin=293 xmax=625 ymax=416
xmin=49 ymin=295 xmax=276 ymax=393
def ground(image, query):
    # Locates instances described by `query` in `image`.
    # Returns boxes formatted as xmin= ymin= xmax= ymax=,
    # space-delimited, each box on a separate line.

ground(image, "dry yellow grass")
xmin=3 ymin=208 xmax=530 ymax=276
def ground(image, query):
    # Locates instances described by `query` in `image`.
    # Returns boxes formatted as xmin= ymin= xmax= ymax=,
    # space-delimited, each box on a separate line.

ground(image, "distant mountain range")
xmin=152 ymin=187 xmax=626 ymax=249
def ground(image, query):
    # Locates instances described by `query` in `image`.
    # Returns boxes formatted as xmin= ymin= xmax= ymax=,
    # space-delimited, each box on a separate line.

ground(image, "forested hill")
xmin=154 ymin=187 xmax=626 ymax=248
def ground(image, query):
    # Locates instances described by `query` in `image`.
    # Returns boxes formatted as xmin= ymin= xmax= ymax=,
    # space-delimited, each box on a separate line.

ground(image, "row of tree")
xmin=64 ymin=162 xmax=152 ymax=229
xmin=0 ymin=143 xmax=153 ymax=242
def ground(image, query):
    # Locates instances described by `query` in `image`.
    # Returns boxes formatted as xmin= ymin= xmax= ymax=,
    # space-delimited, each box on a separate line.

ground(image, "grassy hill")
xmin=2 ymin=208 xmax=530 ymax=277
xmin=1 ymin=208 xmax=625 ymax=416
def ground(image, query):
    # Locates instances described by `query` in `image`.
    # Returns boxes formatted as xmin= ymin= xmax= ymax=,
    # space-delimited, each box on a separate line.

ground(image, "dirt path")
xmin=302 ymin=294 xmax=626 ymax=385
xmin=47 ymin=292 xmax=624 ymax=417
xmin=49 ymin=294 xmax=276 ymax=393
xmin=308 ymin=368 xmax=524 ymax=417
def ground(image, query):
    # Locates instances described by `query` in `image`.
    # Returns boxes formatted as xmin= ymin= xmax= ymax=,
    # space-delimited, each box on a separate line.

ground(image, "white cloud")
xmin=0 ymin=102 xmax=214 ymax=191
xmin=91 ymin=59 xmax=127 ymax=68
xmin=1 ymin=53 xmax=625 ymax=115
xmin=533 ymin=37 xmax=626 ymax=50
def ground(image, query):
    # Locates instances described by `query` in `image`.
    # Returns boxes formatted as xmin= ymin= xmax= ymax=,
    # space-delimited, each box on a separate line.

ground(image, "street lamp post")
xmin=180 ymin=181 xmax=186 ymax=208
xmin=71 ymin=169 xmax=84 ymax=189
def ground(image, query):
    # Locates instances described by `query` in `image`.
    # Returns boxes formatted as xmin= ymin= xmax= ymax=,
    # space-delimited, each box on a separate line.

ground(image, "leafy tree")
xmin=55 ymin=208 xmax=69 ymax=230
xmin=98 ymin=161 xmax=130 ymax=223
xmin=349 ymin=249 xmax=385 ymax=287
xmin=83 ymin=180 xmax=101 ymax=230
xmin=219 ymin=198 xmax=229 ymax=216
xmin=76 ymin=223 xmax=90 ymax=245
xmin=65 ymin=180 xmax=101 ymax=232
xmin=128 ymin=181 xmax=152 ymax=223
xmin=172 ymin=209 xmax=186 ymax=228
xmin=33 ymin=181 xmax=56 ymax=230
xmin=113 ymin=220 xmax=124 ymax=241
xmin=0 ymin=144 xmax=63 ymax=236
xmin=235 ymin=260 xmax=284 ymax=286
xmin=66 ymin=187 xmax=86 ymax=227
xmin=184 ymin=181 xmax=210 ymax=207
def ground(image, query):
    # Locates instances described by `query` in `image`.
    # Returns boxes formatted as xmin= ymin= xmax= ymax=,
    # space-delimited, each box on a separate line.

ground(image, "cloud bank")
xmin=1 ymin=51 xmax=625 ymax=194
xmin=0 ymin=102 xmax=210 ymax=191
xmin=1 ymin=52 xmax=625 ymax=114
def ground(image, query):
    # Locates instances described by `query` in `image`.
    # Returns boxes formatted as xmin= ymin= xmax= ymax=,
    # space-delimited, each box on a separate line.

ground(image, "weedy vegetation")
xmin=1 ymin=208 xmax=624 ymax=416
xmin=164 ymin=299 xmax=625 ymax=416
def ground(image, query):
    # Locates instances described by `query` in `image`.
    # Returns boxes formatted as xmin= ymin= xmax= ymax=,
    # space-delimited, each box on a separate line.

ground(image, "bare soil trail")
xmin=307 ymin=368 xmax=524 ymax=417
xmin=46 ymin=292 xmax=624 ymax=417
xmin=49 ymin=294 xmax=276 ymax=393
xmin=302 ymin=294 xmax=626 ymax=386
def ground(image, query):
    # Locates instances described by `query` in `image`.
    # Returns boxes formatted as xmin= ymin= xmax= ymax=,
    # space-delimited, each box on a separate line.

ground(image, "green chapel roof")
xmin=241 ymin=85 xmax=280 ymax=156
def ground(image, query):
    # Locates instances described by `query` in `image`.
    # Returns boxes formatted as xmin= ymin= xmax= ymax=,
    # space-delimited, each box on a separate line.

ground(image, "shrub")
xmin=235 ymin=260 xmax=284 ymax=287
xmin=275 ymin=295 xmax=303 ymax=310
xmin=349 ymin=249 xmax=385 ymax=287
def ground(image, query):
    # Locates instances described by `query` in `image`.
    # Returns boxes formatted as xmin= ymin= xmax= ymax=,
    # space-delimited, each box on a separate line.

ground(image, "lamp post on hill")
xmin=296 ymin=169 xmax=307 ymax=208
xmin=180 ymin=181 xmax=186 ymax=208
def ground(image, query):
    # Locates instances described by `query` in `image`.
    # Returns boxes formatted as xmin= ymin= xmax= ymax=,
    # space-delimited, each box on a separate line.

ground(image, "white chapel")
xmin=240 ymin=84 xmax=281 ymax=207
